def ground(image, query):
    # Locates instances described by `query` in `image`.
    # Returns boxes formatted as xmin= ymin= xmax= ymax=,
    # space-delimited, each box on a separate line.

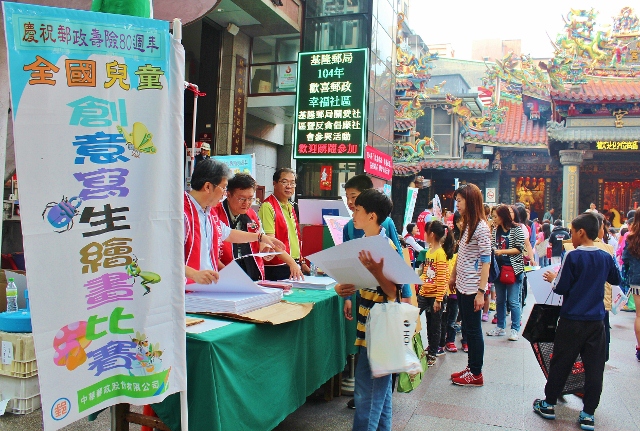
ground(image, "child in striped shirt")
xmin=418 ymin=220 xmax=455 ymax=365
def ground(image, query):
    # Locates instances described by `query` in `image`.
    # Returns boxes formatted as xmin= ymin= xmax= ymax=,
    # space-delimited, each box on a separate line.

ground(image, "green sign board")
xmin=293 ymin=48 xmax=368 ymax=159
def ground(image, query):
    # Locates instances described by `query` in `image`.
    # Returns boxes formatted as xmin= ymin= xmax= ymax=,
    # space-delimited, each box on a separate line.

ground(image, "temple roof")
xmin=464 ymin=99 xmax=548 ymax=149
xmin=393 ymin=158 xmax=490 ymax=176
xmin=550 ymin=80 xmax=640 ymax=104
xmin=547 ymin=123 xmax=640 ymax=143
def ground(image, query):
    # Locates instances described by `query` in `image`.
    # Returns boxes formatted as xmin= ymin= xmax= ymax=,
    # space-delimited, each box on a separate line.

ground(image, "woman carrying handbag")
xmin=486 ymin=204 xmax=526 ymax=341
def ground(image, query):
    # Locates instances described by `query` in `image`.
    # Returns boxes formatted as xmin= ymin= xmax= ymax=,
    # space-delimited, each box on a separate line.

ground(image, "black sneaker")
xmin=426 ymin=354 xmax=437 ymax=367
xmin=346 ymin=398 xmax=355 ymax=409
xmin=533 ymin=399 xmax=555 ymax=420
xmin=579 ymin=412 xmax=595 ymax=430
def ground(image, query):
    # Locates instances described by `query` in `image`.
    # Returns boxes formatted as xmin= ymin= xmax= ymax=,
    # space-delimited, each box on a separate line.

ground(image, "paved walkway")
xmin=2 ymin=294 xmax=639 ymax=431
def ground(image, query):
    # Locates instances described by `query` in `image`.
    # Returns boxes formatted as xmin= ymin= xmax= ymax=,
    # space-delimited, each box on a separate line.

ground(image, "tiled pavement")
xmin=2 ymin=294 xmax=639 ymax=431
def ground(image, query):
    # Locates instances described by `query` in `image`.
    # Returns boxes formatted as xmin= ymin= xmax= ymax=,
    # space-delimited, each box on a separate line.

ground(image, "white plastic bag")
xmin=611 ymin=285 xmax=629 ymax=315
xmin=365 ymin=302 xmax=423 ymax=378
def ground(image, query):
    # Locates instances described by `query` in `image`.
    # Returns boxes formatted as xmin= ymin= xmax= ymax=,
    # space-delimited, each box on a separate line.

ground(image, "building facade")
xmin=181 ymin=0 xmax=303 ymax=197
xmin=294 ymin=0 xmax=399 ymax=199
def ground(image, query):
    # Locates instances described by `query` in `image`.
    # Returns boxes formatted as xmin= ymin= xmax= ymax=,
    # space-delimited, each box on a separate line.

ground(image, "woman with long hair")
xmin=621 ymin=216 xmax=640 ymax=361
xmin=449 ymin=184 xmax=492 ymax=386
xmin=486 ymin=205 xmax=525 ymax=341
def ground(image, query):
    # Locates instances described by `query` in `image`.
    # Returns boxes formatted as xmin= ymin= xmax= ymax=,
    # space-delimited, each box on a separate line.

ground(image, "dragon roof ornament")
xmin=541 ymin=7 xmax=640 ymax=89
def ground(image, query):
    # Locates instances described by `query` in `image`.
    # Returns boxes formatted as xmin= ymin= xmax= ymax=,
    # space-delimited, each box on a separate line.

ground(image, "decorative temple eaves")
xmin=547 ymin=122 xmax=640 ymax=143
xmin=393 ymin=159 xmax=490 ymax=176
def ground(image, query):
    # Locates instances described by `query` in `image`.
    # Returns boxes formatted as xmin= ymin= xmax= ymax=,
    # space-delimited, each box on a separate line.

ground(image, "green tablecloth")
xmin=152 ymin=289 xmax=353 ymax=431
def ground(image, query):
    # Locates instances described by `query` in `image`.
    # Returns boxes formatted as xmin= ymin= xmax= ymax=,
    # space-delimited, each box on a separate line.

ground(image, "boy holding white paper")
xmin=335 ymin=189 xmax=401 ymax=431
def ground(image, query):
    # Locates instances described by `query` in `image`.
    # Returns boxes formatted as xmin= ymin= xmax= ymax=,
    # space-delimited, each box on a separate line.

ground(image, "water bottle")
xmin=6 ymin=278 xmax=18 ymax=312
xmin=310 ymin=263 xmax=318 ymax=277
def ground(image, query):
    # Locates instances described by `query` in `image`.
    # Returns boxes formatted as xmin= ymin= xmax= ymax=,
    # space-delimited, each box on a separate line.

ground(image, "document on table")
xmin=527 ymin=266 xmax=563 ymax=305
xmin=286 ymin=275 xmax=337 ymax=290
xmin=185 ymin=319 xmax=233 ymax=334
xmin=306 ymin=235 xmax=423 ymax=289
xmin=187 ymin=260 xmax=265 ymax=294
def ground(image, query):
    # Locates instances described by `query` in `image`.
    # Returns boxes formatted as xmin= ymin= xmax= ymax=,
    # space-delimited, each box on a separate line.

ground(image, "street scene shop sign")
xmin=596 ymin=140 xmax=639 ymax=150
xmin=294 ymin=48 xmax=368 ymax=159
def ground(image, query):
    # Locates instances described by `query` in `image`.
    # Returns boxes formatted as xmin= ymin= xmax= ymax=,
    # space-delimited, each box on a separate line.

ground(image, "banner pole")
xmin=180 ymin=390 xmax=188 ymax=431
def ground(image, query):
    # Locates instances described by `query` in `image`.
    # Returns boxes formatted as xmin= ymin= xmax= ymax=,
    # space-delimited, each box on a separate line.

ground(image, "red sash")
xmin=184 ymin=192 xmax=222 ymax=284
xmin=404 ymin=233 xmax=415 ymax=261
xmin=215 ymin=201 xmax=264 ymax=280
xmin=262 ymin=194 xmax=301 ymax=266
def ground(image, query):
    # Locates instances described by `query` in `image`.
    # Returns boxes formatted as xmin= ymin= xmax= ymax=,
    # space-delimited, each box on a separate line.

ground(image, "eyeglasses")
xmin=278 ymin=180 xmax=296 ymax=187
xmin=217 ymin=185 xmax=227 ymax=194
xmin=233 ymin=196 xmax=256 ymax=204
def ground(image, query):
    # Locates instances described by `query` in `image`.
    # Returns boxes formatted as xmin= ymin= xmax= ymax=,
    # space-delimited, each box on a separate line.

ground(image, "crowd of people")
xmin=399 ymin=193 xmax=640 ymax=431
xmin=183 ymin=163 xmax=638 ymax=431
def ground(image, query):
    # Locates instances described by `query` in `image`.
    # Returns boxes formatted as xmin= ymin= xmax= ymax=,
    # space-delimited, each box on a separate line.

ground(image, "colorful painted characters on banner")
xmin=3 ymin=4 xmax=181 ymax=423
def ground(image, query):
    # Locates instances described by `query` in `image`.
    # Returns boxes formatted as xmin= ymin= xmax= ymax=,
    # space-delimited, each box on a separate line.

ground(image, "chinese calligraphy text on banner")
xmin=294 ymin=48 xmax=368 ymax=159
xmin=2 ymin=3 xmax=186 ymax=430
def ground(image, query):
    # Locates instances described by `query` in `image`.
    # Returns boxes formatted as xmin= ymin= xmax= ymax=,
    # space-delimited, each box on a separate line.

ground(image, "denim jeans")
xmin=457 ymin=292 xmax=484 ymax=375
xmin=353 ymin=346 xmax=392 ymax=431
xmin=456 ymin=294 xmax=467 ymax=344
xmin=494 ymin=272 xmax=523 ymax=332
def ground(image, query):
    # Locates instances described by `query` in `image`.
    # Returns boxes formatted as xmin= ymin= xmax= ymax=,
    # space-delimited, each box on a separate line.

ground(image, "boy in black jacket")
xmin=533 ymin=213 xmax=620 ymax=431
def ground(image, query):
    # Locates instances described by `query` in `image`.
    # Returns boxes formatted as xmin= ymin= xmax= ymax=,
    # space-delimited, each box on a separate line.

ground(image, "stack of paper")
xmin=185 ymin=261 xmax=283 ymax=315
xmin=283 ymin=275 xmax=337 ymax=290
xmin=185 ymin=288 xmax=283 ymax=314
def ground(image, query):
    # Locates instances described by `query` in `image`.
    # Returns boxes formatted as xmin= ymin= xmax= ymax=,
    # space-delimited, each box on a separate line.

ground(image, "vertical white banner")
xmin=3 ymin=4 xmax=186 ymax=430
xmin=402 ymin=187 xmax=419 ymax=235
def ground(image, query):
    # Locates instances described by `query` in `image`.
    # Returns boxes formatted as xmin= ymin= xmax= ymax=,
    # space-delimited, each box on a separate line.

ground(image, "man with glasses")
xmin=185 ymin=159 xmax=285 ymax=286
xmin=259 ymin=168 xmax=309 ymax=280
xmin=215 ymin=173 xmax=303 ymax=281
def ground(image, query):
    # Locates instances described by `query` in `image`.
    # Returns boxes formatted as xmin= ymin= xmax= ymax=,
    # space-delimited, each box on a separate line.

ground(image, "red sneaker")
xmin=445 ymin=342 xmax=458 ymax=352
xmin=462 ymin=343 xmax=469 ymax=353
xmin=451 ymin=367 xmax=469 ymax=379
xmin=491 ymin=316 xmax=498 ymax=324
xmin=452 ymin=370 xmax=484 ymax=386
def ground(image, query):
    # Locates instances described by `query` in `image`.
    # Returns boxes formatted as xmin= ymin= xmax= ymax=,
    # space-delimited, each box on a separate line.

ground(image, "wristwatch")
xmin=477 ymin=288 xmax=486 ymax=293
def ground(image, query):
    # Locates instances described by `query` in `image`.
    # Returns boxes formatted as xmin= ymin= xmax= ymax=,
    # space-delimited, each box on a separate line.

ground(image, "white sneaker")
xmin=486 ymin=327 xmax=506 ymax=336
xmin=508 ymin=329 xmax=519 ymax=341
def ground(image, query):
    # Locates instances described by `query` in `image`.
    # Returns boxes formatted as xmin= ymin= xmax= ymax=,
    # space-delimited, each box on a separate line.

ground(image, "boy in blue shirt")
xmin=533 ymin=213 xmax=620 ymax=431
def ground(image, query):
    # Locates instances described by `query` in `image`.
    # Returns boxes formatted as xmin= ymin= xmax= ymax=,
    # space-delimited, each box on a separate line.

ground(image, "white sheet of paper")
xmin=298 ymin=198 xmax=351 ymax=224
xmin=238 ymin=251 xmax=283 ymax=259
xmin=185 ymin=319 xmax=233 ymax=334
xmin=306 ymin=235 xmax=423 ymax=289
xmin=187 ymin=260 xmax=265 ymax=294
xmin=527 ymin=266 xmax=563 ymax=305
xmin=0 ymin=398 xmax=10 ymax=415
